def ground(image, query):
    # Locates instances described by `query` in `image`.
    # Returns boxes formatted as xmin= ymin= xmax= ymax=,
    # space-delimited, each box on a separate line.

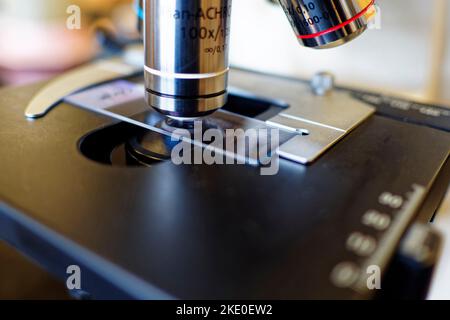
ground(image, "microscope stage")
xmin=0 ymin=68 xmax=449 ymax=299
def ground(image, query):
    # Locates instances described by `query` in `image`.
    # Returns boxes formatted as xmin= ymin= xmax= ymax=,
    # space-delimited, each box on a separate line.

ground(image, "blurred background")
xmin=0 ymin=0 xmax=138 ymax=85
xmin=232 ymin=0 xmax=450 ymax=104
xmin=0 ymin=0 xmax=449 ymax=299
xmin=1 ymin=0 xmax=449 ymax=104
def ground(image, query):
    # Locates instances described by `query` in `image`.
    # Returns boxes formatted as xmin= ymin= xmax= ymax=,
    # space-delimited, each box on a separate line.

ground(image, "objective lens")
xmin=143 ymin=0 xmax=375 ymax=119
xmin=144 ymin=0 xmax=232 ymax=119
xmin=278 ymin=0 xmax=376 ymax=49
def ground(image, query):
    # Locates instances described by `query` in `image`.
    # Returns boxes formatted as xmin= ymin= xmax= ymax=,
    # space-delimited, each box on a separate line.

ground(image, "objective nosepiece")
xmin=144 ymin=0 xmax=232 ymax=119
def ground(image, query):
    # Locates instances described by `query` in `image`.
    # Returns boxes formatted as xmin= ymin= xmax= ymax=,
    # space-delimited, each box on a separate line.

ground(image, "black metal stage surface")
xmin=0 ymin=69 xmax=449 ymax=299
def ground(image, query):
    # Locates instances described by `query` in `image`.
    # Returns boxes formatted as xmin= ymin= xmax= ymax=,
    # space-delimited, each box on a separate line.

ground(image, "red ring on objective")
xmin=297 ymin=0 xmax=375 ymax=40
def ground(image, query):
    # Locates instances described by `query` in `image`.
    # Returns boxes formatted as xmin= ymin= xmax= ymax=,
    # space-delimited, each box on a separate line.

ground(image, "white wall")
xmin=230 ymin=0 xmax=450 ymax=103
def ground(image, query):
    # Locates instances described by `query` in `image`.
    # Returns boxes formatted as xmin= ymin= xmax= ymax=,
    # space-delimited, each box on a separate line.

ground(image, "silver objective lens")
xmin=144 ymin=0 xmax=232 ymax=119
xmin=143 ymin=0 xmax=375 ymax=118
xmin=278 ymin=0 xmax=375 ymax=49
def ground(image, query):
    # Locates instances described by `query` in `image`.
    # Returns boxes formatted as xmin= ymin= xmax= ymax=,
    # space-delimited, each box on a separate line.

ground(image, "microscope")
xmin=0 ymin=0 xmax=449 ymax=299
